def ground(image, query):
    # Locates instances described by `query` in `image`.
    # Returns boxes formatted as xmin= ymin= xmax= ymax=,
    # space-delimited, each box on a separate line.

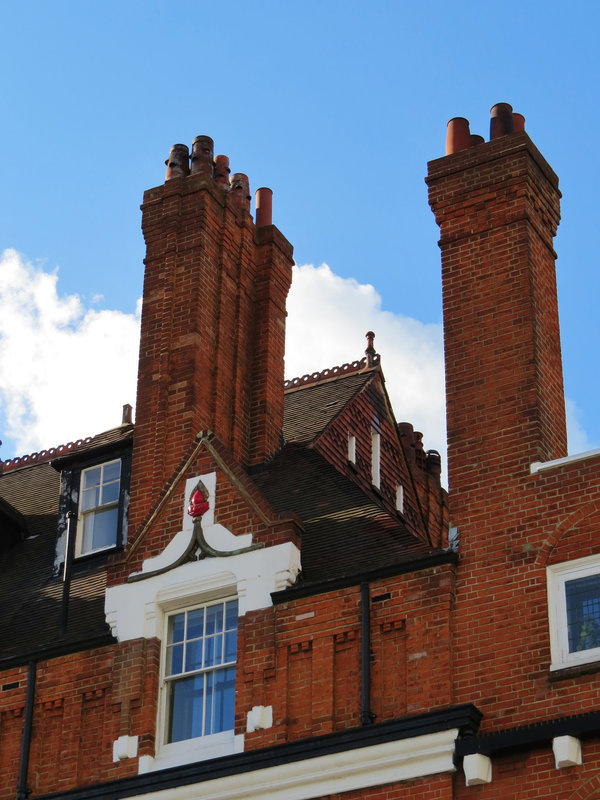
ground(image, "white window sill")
xmin=144 ymin=731 xmax=244 ymax=773
xmin=550 ymin=651 xmax=600 ymax=673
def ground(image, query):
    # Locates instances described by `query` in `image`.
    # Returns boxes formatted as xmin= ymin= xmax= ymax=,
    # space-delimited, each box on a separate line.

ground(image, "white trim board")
xmin=129 ymin=728 xmax=458 ymax=800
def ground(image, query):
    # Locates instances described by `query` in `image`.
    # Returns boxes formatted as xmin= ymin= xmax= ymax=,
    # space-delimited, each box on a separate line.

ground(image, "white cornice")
xmin=130 ymin=728 xmax=458 ymax=800
xmin=531 ymin=448 xmax=600 ymax=475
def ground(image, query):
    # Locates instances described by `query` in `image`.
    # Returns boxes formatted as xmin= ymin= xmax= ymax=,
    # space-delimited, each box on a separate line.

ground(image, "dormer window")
xmin=54 ymin=440 xmax=132 ymax=565
xmin=77 ymin=459 xmax=122 ymax=555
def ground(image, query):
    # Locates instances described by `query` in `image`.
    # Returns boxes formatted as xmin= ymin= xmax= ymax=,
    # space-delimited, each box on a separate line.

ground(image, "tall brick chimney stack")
xmin=130 ymin=137 xmax=293 ymax=532
xmin=427 ymin=104 xmax=567 ymax=503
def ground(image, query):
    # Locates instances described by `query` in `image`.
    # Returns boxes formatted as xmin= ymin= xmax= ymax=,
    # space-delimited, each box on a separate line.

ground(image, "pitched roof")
xmin=283 ymin=370 xmax=374 ymax=443
xmin=0 ymin=449 xmax=118 ymax=665
xmin=254 ymin=443 xmax=432 ymax=584
xmin=1 ymin=423 xmax=133 ymax=473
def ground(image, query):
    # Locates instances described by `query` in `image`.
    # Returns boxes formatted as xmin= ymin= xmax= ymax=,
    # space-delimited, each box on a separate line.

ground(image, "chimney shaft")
xmin=129 ymin=138 xmax=294 ymax=542
xmin=427 ymin=106 xmax=566 ymax=502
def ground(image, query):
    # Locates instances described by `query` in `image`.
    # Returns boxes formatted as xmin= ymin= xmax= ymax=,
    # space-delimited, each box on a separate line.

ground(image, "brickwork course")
xmin=1 ymin=107 xmax=599 ymax=800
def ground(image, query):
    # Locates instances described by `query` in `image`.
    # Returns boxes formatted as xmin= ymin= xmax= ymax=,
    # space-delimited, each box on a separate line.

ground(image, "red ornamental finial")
xmin=188 ymin=489 xmax=209 ymax=518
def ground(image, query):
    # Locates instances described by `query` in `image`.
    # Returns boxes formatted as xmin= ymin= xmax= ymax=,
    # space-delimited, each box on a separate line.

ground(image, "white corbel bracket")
xmin=463 ymin=753 xmax=492 ymax=786
xmin=553 ymin=735 xmax=582 ymax=768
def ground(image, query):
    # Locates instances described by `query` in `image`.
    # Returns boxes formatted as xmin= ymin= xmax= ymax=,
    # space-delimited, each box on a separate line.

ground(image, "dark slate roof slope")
xmin=283 ymin=371 xmax=374 ymax=443
xmin=0 ymin=457 xmax=117 ymax=665
xmin=253 ymin=443 xmax=433 ymax=583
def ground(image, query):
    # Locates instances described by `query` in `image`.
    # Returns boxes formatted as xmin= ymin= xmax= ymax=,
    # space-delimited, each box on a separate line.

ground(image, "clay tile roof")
xmin=1 ymin=423 xmax=133 ymax=473
xmin=254 ymin=443 xmax=431 ymax=583
xmin=283 ymin=371 xmax=374 ymax=443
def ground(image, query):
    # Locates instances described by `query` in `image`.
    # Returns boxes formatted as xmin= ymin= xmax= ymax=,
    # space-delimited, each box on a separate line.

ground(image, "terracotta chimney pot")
xmin=255 ymin=187 xmax=273 ymax=227
xmin=446 ymin=117 xmax=472 ymax=155
xmin=191 ymin=136 xmax=214 ymax=177
xmin=164 ymin=144 xmax=190 ymax=181
xmin=490 ymin=103 xmax=514 ymax=139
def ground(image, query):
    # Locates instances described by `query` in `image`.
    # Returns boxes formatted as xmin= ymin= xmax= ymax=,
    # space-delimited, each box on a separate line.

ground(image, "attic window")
xmin=371 ymin=429 xmax=380 ymax=489
xmin=347 ymin=433 xmax=356 ymax=465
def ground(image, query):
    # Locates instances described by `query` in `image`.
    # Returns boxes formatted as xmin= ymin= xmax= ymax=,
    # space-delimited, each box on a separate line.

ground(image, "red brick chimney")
xmin=129 ymin=137 xmax=293 ymax=532
xmin=427 ymin=104 xmax=567 ymax=500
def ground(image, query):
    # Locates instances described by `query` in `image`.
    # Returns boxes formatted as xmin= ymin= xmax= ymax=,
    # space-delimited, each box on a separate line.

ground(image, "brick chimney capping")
xmin=445 ymin=103 xmax=526 ymax=155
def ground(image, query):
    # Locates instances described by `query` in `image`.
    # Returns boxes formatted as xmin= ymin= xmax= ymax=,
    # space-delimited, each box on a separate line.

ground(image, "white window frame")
xmin=162 ymin=597 xmax=238 ymax=747
xmin=76 ymin=459 xmax=122 ymax=556
xmin=547 ymin=553 xmax=600 ymax=671
xmin=155 ymin=584 xmax=242 ymax=770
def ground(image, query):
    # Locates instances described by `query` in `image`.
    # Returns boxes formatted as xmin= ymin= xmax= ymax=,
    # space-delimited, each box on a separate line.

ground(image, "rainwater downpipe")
xmin=360 ymin=581 xmax=374 ymax=725
xmin=16 ymin=659 xmax=36 ymax=800
xmin=59 ymin=511 xmax=76 ymax=637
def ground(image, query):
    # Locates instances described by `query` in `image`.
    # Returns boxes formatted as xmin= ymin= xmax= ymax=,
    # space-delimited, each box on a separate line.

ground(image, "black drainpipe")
xmin=16 ymin=659 xmax=36 ymax=800
xmin=59 ymin=511 xmax=76 ymax=637
xmin=360 ymin=581 xmax=375 ymax=725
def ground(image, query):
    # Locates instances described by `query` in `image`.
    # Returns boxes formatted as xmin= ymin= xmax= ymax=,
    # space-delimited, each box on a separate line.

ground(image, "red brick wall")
xmin=241 ymin=565 xmax=455 ymax=750
xmin=0 ymin=641 xmax=159 ymax=798
xmin=0 ymin=560 xmax=454 ymax=797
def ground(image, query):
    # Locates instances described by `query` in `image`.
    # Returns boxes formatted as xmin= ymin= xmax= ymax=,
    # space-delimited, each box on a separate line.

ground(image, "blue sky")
xmin=0 ymin=1 xmax=598 ymax=470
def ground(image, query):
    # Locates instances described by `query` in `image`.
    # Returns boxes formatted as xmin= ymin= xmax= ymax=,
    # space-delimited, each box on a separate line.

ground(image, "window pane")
xmin=566 ymin=574 xmax=600 ymax=653
xmin=101 ymin=480 xmax=120 ymax=505
xmin=103 ymin=460 xmax=121 ymax=483
xmin=88 ymin=507 xmax=119 ymax=550
xmin=82 ymin=466 xmax=102 ymax=489
xmin=81 ymin=486 xmax=100 ymax=512
xmin=225 ymin=630 xmax=237 ymax=663
xmin=205 ymin=634 xmax=223 ymax=667
xmin=187 ymin=608 xmax=204 ymax=640
xmin=167 ymin=643 xmax=184 ymax=676
xmin=205 ymin=604 xmax=223 ymax=636
xmin=225 ymin=600 xmax=238 ymax=630
xmin=185 ymin=639 xmax=203 ymax=672
xmin=169 ymin=675 xmax=205 ymax=743
xmin=206 ymin=667 xmax=236 ymax=734
xmin=168 ymin=613 xmax=185 ymax=645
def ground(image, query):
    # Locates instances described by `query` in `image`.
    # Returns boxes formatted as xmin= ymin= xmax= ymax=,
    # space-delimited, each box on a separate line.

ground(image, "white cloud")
xmin=285 ymin=264 xmax=446 ymax=461
xmin=1 ymin=253 xmax=590 ymax=486
xmin=0 ymin=255 xmax=446 ymax=472
xmin=0 ymin=249 xmax=140 ymax=457
xmin=565 ymin=397 xmax=593 ymax=455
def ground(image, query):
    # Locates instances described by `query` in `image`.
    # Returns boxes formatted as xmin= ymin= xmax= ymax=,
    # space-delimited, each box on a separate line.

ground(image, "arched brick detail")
xmin=536 ymin=498 xmax=600 ymax=568
xmin=567 ymin=771 xmax=600 ymax=800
